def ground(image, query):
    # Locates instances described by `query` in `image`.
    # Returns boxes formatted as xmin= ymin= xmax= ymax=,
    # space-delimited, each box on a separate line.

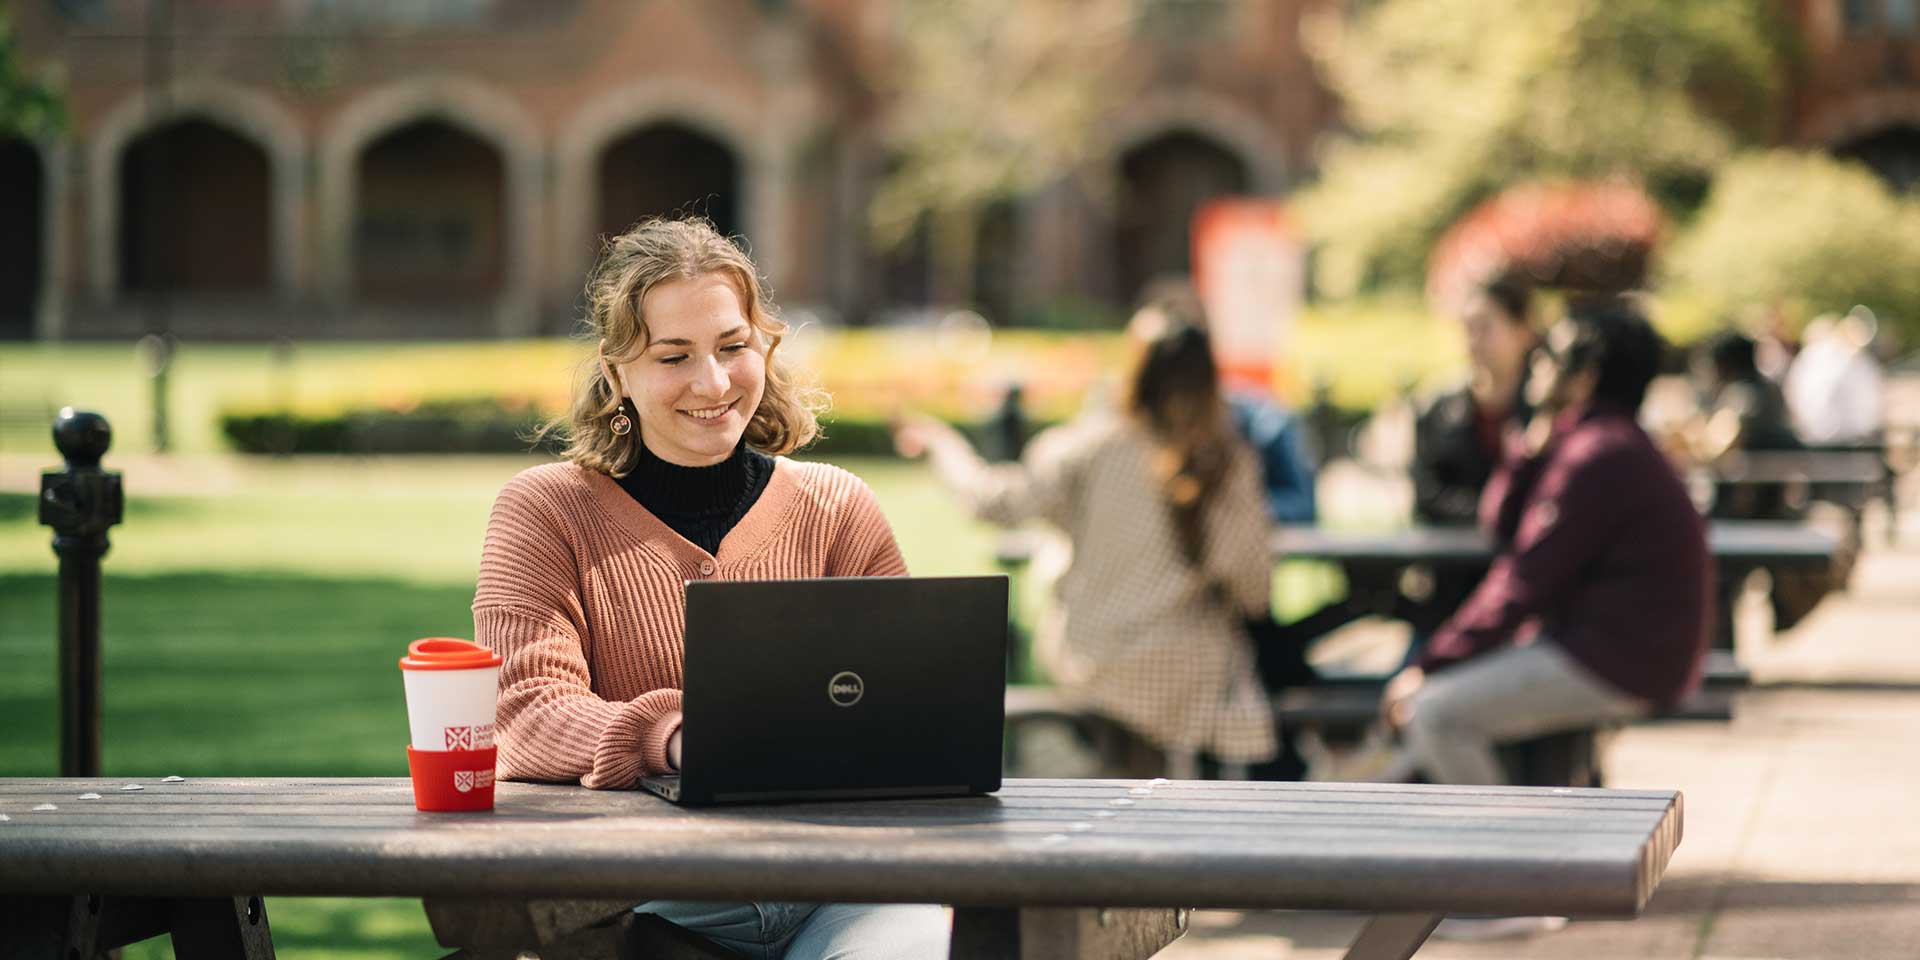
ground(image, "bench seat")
xmin=1277 ymin=649 xmax=1748 ymax=731
xmin=1005 ymin=651 xmax=1747 ymax=786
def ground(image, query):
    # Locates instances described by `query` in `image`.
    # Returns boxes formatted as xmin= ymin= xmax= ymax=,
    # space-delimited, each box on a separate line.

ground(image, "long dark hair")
xmin=1126 ymin=313 xmax=1236 ymax=567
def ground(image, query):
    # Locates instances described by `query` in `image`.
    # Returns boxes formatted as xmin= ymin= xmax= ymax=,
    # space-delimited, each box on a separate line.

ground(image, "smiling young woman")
xmin=476 ymin=219 xmax=944 ymax=959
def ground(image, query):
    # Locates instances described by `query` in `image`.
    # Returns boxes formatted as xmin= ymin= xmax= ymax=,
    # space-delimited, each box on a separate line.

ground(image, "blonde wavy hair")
xmin=543 ymin=218 xmax=826 ymax=476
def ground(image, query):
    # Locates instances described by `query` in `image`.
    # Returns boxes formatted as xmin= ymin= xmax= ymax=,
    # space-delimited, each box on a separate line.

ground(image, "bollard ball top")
xmin=53 ymin=408 xmax=112 ymax=468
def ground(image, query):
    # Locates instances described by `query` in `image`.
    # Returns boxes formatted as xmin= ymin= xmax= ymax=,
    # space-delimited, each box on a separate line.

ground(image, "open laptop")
xmin=640 ymin=575 xmax=1008 ymax=805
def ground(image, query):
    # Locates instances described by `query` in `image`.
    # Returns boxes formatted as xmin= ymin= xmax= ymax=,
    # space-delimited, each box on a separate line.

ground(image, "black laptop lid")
xmin=678 ymin=575 xmax=1008 ymax=804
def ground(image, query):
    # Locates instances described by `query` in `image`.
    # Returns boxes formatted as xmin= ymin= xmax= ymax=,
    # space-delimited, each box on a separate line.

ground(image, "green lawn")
xmin=0 ymin=451 xmax=1343 ymax=958
xmin=0 ymin=453 xmax=1017 ymax=960
xmin=0 ymin=456 xmax=1017 ymax=776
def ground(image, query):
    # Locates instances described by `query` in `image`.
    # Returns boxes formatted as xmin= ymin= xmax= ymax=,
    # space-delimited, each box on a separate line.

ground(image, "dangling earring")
xmin=609 ymin=402 xmax=633 ymax=436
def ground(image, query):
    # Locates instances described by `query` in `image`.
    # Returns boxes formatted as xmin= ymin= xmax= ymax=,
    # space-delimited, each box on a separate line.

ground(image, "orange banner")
xmin=1192 ymin=199 xmax=1304 ymax=396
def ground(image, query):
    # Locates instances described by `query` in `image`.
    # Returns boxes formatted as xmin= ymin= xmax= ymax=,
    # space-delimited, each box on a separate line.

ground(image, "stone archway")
xmin=118 ymin=118 xmax=273 ymax=295
xmin=1107 ymin=92 xmax=1290 ymax=195
xmin=353 ymin=120 xmax=506 ymax=306
xmin=595 ymin=123 xmax=743 ymax=244
xmin=321 ymin=78 xmax=542 ymax=335
xmin=556 ymin=82 xmax=777 ymax=306
xmin=1834 ymin=125 xmax=1920 ymax=192
xmin=1113 ymin=130 xmax=1252 ymax=306
xmin=1804 ymin=89 xmax=1920 ymax=192
xmin=88 ymin=82 xmax=305 ymax=304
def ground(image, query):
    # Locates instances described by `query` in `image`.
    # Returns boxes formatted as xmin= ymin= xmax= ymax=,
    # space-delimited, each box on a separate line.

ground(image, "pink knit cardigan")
xmin=472 ymin=459 xmax=909 ymax=789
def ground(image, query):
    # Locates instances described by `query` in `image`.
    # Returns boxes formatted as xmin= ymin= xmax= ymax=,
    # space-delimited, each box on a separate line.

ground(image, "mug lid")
xmin=399 ymin=637 xmax=502 ymax=671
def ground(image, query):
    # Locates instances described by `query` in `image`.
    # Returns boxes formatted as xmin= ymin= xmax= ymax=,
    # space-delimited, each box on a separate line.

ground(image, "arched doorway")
xmin=869 ymin=202 xmax=1019 ymax=322
xmin=1114 ymin=130 xmax=1250 ymax=306
xmin=119 ymin=118 xmax=271 ymax=295
xmin=1835 ymin=125 xmax=1920 ymax=193
xmin=0 ymin=138 xmax=41 ymax=337
xmin=595 ymin=123 xmax=740 ymax=246
xmin=354 ymin=119 xmax=505 ymax=302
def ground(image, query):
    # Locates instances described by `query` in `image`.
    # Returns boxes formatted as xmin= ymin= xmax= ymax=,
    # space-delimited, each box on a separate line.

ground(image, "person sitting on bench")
xmin=897 ymin=315 xmax=1281 ymax=780
xmin=1401 ymin=274 xmax=1540 ymax=664
xmin=1380 ymin=294 xmax=1713 ymax=787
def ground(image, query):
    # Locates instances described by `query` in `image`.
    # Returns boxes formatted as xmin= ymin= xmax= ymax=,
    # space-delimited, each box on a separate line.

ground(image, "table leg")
xmin=950 ymin=907 xmax=1187 ymax=960
xmin=1714 ymin=568 xmax=1746 ymax=652
xmin=167 ymin=896 xmax=276 ymax=959
xmin=0 ymin=895 xmax=262 ymax=959
xmin=1341 ymin=913 xmax=1442 ymax=960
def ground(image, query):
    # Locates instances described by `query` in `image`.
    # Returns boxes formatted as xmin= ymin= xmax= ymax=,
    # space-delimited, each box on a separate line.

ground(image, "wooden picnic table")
xmin=1706 ymin=449 xmax=1889 ymax=486
xmin=1701 ymin=447 xmax=1901 ymax=544
xmin=994 ymin=521 xmax=1836 ymax=571
xmin=1269 ymin=520 xmax=1836 ymax=569
xmin=0 ymin=776 xmax=1683 ymax=960
xmin=996 ymin=521 xmax=1837 ymax=653
xmin=1269 ymin=521 xmax=1836 ymax=654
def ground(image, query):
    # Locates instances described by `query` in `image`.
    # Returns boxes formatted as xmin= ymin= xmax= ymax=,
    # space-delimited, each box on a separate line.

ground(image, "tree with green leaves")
xmin=0 ymin=12 xmax=64 ymax=139
xmin=1669 ymin=150 xmax=1920 ymax=343
xmin=871 ymin=0 xmax=1135 ymax=310
xmin=1297 ymin=0 xmax=1793 ymax=296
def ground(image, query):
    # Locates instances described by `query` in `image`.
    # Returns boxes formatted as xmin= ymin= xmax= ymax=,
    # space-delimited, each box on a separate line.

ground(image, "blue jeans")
xmin=634 ymin=900 xmax=949 ymax=960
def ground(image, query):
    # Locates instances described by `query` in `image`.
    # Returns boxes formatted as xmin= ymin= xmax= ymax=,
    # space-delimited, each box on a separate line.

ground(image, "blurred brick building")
xmin=1790 ymin=0 xmax=1920 ymax=186
xmin=1 ymin=0 xmax=1916 ymax=341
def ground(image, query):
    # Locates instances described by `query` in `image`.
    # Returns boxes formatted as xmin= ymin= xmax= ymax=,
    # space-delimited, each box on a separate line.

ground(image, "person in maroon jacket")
xmin=1381 ymin=295 xmax=1713 ymax=786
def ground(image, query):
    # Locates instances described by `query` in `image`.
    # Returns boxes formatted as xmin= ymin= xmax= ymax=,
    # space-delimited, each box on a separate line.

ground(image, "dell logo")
xmin=828 ymin=671 xmax=864 ymax=707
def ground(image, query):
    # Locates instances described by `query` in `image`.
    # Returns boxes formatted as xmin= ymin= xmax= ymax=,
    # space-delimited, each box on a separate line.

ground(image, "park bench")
xmin=0 ymin=776 xmax=1685 ymax=960
xmin=995 ymin=521 xmax=1838 ymax=661
xmin=1005 ymin=650 xmax=1745 ymax=788
xmin=1706 ymin=446 xmax=1903 ymax=545
xmin=994 ymin=523 xmax=1780 ymax=786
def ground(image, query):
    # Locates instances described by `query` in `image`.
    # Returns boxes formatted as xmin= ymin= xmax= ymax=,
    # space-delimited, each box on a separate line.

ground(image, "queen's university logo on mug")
xmin=443 ymin=724 xmax=495 ymax=750
xmin=453 ymin=771 xmax=474 ymax=793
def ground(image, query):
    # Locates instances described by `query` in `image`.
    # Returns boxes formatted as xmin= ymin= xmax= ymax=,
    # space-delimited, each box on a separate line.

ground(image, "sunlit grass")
xmin=0 ymin=450 xmax=1346 ymax=958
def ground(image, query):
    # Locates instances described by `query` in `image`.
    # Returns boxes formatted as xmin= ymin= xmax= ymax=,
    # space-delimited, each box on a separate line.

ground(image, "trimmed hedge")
xmin=219 ymin=398 xmax=1057 ymax=459
xmin=221 ymin=399 xmax=553 ymax=456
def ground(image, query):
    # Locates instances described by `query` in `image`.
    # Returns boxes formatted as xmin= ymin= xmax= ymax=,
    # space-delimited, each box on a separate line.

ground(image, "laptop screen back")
xmin=677 ymin=575 xmax=1008 ymax=804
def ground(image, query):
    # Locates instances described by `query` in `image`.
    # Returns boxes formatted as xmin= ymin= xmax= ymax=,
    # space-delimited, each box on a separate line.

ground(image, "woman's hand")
xmin=1380 ymin=665 xmax=1425 ymax=731
xmin=892 ymin=413 xmax=968 ymax=460
xmin=668 ymin=728 xmax=682 ymax=770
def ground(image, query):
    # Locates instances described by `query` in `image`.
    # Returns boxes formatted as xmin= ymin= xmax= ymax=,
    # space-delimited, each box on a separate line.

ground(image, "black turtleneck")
xmin=616 ymin=441 xmax=774 ymax=555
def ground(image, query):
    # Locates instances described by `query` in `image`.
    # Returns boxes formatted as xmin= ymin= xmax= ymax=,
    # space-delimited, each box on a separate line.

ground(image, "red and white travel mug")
xmin=399 ymin=638 xmax=501 ymax=812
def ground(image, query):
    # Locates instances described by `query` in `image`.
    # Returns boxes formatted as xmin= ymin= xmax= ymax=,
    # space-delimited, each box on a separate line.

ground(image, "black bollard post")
xmin=38 ymin=408 xmax=124 ymax=777
xmin=138 ymin=333 xmax=175 ymax=455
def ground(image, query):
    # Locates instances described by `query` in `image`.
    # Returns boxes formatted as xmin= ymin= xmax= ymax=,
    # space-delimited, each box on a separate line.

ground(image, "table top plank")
xmin=1709 ymin=450 xmax=1887 ymax=485
xmin=995 ymin=520 xmax=1836 ymax=568
xmin=1269 ymin=521 xmax=1836 ymax=566
xmin=1 ymin=778 xmax=1682 ymax=918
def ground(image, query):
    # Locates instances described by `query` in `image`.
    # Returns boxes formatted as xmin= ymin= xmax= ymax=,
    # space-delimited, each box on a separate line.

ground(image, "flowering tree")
xmin=1669 ymin=151 xmax=1920 ymax=343
xmin=1426 ymin=180 xmax=1663 ymax=313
